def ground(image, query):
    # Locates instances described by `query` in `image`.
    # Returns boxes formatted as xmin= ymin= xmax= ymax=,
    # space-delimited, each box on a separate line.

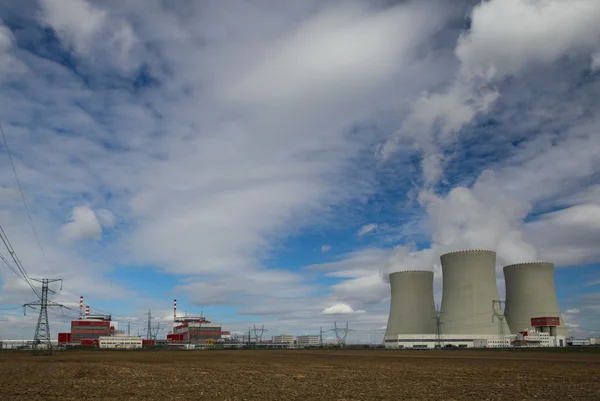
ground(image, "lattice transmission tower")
xmin=492 ymin=300 xmax=507 ymax=349
xmin=252 ymin=324 xmax=268 ymax=343
xmin=434 ymin=304 xmax=444 ymax=349
xmin=331 ymin=321 xmax=354 ymax=347
xmin=23 ymin=278 xmax=68 ymax=355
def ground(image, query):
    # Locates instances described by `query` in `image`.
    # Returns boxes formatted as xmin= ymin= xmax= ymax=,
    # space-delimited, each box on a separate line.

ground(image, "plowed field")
xmin=1 ymin=349 xmax=599 ymax=400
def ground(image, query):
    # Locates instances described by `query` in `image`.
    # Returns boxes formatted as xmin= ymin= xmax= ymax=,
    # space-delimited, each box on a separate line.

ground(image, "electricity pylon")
xmin=144 ymin=309 xmax=155 ymax=340
xmin=252 ymin=324 xmax=268 ymax=343
xmin=331 ymin=321 xmax=354 ymax=347
xmin=492 ymin=300 xmax=507 ymax=349
xmin=23 ymin=278 xmax=68 ymax=355
xmin=435 ymin=304 xmax=444 ymax=349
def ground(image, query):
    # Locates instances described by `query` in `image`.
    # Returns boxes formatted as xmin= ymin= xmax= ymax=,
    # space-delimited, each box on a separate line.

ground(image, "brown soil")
xmin=0 ymin=349 xmax=599 ymax=400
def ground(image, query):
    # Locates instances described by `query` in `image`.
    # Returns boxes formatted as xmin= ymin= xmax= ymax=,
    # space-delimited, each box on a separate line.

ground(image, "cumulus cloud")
xmin=320 ymin=244 xmax=331 ymax=253
xmin=357 ymin=223 xmax=378 ymax=236
xmin=38 ymin=0 xmax=139 ymax=71
xmin=321 ymin=303 xmax=365 ymax=315
xmin=306 ymin=248 xmax=392 ymax=305
xmin=382 ymin=170 xmax=538 ymax=275
xmin=219 ymin=1 xmax=447 ymax=113
xmin=0 ymin=21 xmax=27 ymax=78
xmin=381 ymin=0 xmax=600 ymax=186
xmin=59 ymin=206 xmax=114 ymax=243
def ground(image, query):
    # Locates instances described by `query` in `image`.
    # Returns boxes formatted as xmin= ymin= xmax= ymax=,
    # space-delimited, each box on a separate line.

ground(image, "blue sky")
xmin=0 ymin=0 xmax=599 ymax=342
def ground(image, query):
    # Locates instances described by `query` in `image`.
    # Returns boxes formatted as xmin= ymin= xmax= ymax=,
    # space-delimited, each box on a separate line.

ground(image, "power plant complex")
xmin=384 ymin=250 xmax=568 ymax=349
xmin=55 ymin=298 xmax=231 ymax=350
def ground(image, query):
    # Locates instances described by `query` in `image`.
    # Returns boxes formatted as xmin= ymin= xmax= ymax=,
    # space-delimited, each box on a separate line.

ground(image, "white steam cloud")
xmin=382 ymin=171 xmax=539 ymax=279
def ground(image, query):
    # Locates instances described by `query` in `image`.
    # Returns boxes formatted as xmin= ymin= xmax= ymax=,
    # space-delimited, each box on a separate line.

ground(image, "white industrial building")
xmin=272 ymin=334 xmax=294 ymax=344
xmin=385 ymin=334 xmax=512 ymax=349
xmin=0 ymin=340 xmax=58 ymax=349
xmin=98 ymin=336 xmax=143 ymax=349
xmin=384 ymin=250 xmax=569 ymax=349
xmin=296 ymin=335 xmax=320 ymax=346
xmin=516 ymin=329 xmax=567 ymax=347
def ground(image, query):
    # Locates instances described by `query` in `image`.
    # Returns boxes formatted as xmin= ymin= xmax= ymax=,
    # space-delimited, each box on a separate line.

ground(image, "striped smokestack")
xmin=174 ymin=299 xmax=177 ymax=321
xmin=85 ymin=305 xmax=90 ymax=318
xmin=79 ymin=296 xmax=84 ymax=320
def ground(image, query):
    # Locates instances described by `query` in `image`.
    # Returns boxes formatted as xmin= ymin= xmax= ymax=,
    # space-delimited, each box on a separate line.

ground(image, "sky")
xmin=0 ymin=0 xmax=599 ymax=343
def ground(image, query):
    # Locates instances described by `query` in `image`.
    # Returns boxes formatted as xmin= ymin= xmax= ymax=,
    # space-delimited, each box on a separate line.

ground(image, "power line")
xmin=0 ymin=224 xmax=40 ymax=299
xmin=0 ymin=124 xmax=49 ymax=265
xmin=0 ymin=249 xmax=29 ymax=284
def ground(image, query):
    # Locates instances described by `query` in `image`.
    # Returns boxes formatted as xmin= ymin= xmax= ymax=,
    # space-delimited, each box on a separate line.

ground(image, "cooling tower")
xmin=504 ymin=262 xmax=568 ymax=337
xmin=439 ymin=250 xmax=501 ymax=335
xmin=384 ymin=270 xmax=436 ymax=340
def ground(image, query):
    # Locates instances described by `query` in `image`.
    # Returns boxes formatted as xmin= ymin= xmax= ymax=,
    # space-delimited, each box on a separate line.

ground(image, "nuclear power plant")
xmin=384 ymin=250 xmax=568 ymax=349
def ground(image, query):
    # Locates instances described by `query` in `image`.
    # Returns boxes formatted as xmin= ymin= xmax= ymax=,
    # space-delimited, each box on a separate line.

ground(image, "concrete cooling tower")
xmin=439 ymin=250 xmax=502 ymax=335
xmin=504 ymin=262 xmax=568 ymax=337
xmin=384 ymin=271 xmax=436 ymax=340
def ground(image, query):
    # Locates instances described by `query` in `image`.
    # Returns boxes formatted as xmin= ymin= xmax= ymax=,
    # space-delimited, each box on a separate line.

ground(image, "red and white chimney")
xmin=85 ymin=305 xmax=90 ymax=319
xmin=174 ymin=299 xmax=177 ymax=321
xmin=79 ymin=296 xmax=84 ymax=320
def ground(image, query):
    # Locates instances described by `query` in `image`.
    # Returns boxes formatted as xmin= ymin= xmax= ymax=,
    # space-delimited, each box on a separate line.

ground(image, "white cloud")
xmin=59 ymin=206 xmax=114 ymax=243
xmin=357 ymin=223 xmax=378 ymax=236
xmin=380 ymin=0 xmax=600 ymax=187
xmin=0 ymin=21 xmax=27 ymax=78
xmin=38 ymin=0 xmax=139 ymax=71
xmin=592 ymin=52 xmax=600 ymax=71
xmin=95 ymin=209 xmax=116 ymax=228
xmin=320 ymin=245 xmax=331 ymax=253
xmin=321 ymin=303 xmax=365 ymax=315
xmin=456 ymin=0 xmax=600 ymax=77
xmin=306 ymin=248 xmax=392 ymax=305
xmin=219 ymin=2 xmax=446 ymax=113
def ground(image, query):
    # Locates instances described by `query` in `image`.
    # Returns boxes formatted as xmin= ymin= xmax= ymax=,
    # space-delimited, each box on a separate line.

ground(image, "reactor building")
xmin=384 ymin=250 xmax=568 ymax=349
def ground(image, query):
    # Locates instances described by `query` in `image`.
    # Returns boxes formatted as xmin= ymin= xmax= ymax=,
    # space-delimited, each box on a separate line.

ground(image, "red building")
xmin=530 ymin=317 xmax=561 ymax=327
xmin=70 ymin=320 xmax=111 ymax=342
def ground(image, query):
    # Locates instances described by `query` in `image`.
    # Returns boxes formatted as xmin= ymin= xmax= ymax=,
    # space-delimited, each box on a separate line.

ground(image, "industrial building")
xmin=56 ymin=297 xmax=230 ymax=348
xmin=166 ymin=299 xmax=228 ymax=344
xmin=296 ymin=335 xmax=320 ymax=346
xmin=272 ymin=334 xmax=294 ymax=344
xmin=514 ymin=328 xmax=565 ymax=347
xmin=387 ymin=334 xmax=511 ymax=349
xmin=98 ymin=336 xmax=143 ymax=349
xmin=384 ymin=250 xmax=568 ymax=349
xmin=58 ymin=297 xmax=115 ymax=346
xmin=171 ymin=321 xmax=223 ymax=342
